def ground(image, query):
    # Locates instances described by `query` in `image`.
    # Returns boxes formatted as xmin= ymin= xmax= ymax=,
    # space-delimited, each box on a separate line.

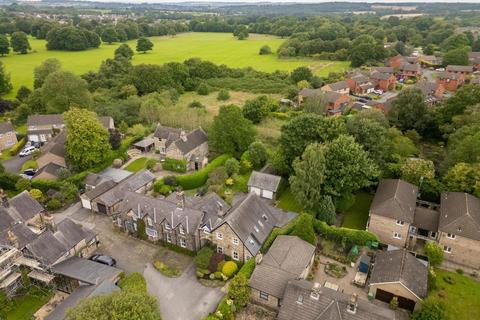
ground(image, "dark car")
xmin=89 ymin=254 xmax=117 ymax=267
xmin=23 ymin=168 xmax=37 ymax=177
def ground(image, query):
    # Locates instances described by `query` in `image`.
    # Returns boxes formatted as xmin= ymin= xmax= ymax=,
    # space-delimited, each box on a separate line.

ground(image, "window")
xmin=216 ymin=232 xmax=223 ymax=240
xmin=146 ymin=228 xmax=158 ymax=238
xmin=430 ymin=232 xmax=437 ymax=239
xmin=165 ymin=223 xmax=171 ymax=230
xmin=447 ymin=233 xmax=456 ymax=240
xmin=296 ymin=295 xmax=304 ymax=305
xmin=396 ymin=220 xmax=404 ymax=226
xmin=393 ymin=232 xmax=402 ymax=239
xmin=147 ymin=217 xmax=153 ymax=226
xmin=180 ymin=238 xmax=187 ymax=248
xmin=217 ymin=246 xmax=223 ymax=254
xmin=260 ymin=291 xmax=269 ymax=300
xmin=444 ymin=245 xmax=452 ymax=253
xmin=233 ymin=251 xmax=239 ymax=261
xmin=166 ymin=234 xmax=172 ymax=243
xmin=232 ymin=238 xmax=239 ymax=245
xmin=254 ymin=226 xmax=259 ymax=233
xmin=179 ymin=225 xmax=185 ymax=235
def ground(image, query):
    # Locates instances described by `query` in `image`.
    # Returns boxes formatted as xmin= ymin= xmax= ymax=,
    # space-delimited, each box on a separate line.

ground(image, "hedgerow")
xmin=313 ymin=220 xmax=378 ymax=246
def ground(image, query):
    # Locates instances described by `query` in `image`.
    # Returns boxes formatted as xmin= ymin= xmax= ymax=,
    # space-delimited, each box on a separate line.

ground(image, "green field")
xmin=1 ymin=32 xmax=349 ymax=97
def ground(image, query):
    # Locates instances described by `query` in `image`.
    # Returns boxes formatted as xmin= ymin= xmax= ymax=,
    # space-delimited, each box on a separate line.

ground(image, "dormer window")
xmin=396 ymin=220 xmax=404 ymax=226
xmin=254 ymin=226 xmax=259 ymax=233
xmin=216 ymin=232 xmax=223 ymax=240
xmin=147 ymin=217 xmax=153 ymax=226
xmin=165 ymin=223 xmax=171 ymax=230
xmin=447 ymin=233 xmax=456 ymax=240
xmin=179 ymin=225 xmax=185 ymax=235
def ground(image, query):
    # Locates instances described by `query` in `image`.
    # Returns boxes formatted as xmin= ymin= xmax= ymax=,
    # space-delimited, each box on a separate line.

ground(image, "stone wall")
xmin=210 ymin=223 xmax=252 ymax=262
xmin=438 ymin=232 xmax=480 ymax=270
xmin=367 ymin=214 xmax=409 ymax=248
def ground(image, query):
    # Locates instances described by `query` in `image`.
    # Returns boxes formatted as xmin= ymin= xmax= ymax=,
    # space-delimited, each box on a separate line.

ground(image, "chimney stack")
xmin=176 ymin=188 xmax=185 ymax=210
xmin=216 ymin=202 xmax=225 ymax=217
xmin=43 ymin=213 xmax=57 ymax=232
xmin=255 ymin=253 xmax=263 ymax=265
xmin=7 ymin=228 xmax=18 ymax=248
xmin=347 ymin=293 xmax=358 ymax=314
xmin=180 ymin=130 xmax=187 ymax=142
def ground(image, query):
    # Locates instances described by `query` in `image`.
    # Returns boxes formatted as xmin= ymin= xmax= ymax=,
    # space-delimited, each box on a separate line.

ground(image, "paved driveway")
xmin=3 ymin=154 xmax=32 ymax=173
xmin=145 ymin=263 xmax=225 ymax=320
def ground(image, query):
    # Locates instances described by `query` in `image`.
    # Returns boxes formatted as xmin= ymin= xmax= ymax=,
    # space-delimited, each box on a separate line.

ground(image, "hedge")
xmin=313 ymin=220 xmax=378 ymax=246
xmin=162 ymin=158 xmax=187 ymax=173
xmin=118 ymin=272 xmax=147 ymax=294
xmin=30 ymin=179 xmax=62 ymax=193
xmin=170 ymin=154 xmax=230 ymax=190
xmin=9 ymin=137 xmax=26 ymax=156
xmin=261 ymin=215 xmax=299 ymax=253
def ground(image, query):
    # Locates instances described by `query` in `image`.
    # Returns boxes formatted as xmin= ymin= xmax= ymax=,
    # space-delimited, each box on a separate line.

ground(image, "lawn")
xmin=277 ymin=188 xmax=303 ymax=213
xmin=1 ymin=32 xmax=350 ymax=97
xmin=5 ymin=287 xmax=53 ymax=320
xmin=341 ymin=192 xmax=373 ymax=230
xmin=124 ymin=157 xmax=157 ymax=172
xmin=429 ymin=269 xmax=480 ymax=320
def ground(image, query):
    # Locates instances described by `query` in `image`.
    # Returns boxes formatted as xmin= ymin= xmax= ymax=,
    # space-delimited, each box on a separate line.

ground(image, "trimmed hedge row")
xmin=157 ymin=154 xmax=230 ymax=191
xmin=162 ymin=158 xmax=187 ymax=173
xmin=9 ymin=137 xmax=26 ymax=156
xmin=313 ymin=220 xmax=378 ymax=246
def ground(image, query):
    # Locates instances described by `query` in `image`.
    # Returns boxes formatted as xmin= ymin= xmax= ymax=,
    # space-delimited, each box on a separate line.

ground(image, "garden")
xmin=340 ymin=192 xmax=374 ymax=230
xmin=194 ymin=245 xmax=240 ymax=287
xmin=152 ymin=246 xmax=193 ymax=278
xmin=124 ymin=157 xmax=157 ymax=172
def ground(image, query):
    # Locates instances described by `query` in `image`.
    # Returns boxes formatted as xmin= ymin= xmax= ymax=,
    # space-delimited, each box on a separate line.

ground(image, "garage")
xmin=247 ymin=171 xmax=281 ymax=201
xmin=262 ymin=190 xmax=273 ymax=199
xmin=81 ymin=196 xmax=91 ymax=209
xmin=250 ymin=187 xmax=261 ymax=196
xmin=374 ymin=289 xmax=416 ymax=312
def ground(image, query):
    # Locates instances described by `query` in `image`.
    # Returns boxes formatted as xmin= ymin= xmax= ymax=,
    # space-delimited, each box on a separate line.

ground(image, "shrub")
xmin=154 ymin=261 xmax=180 ymax=277
xmin=390 ymin=297 xmax=398 ymax=310
xmin=290 ymin=213 xmax=317 ymax=245
xmin=456 ymin=268 xmax=464 ymax=275
xmin=411 ymin=300 xmax=446 ymax=320
xmin=176 ymin=154 xmax=230 ymax=190
xmin=197 ymin=83 xmax=210 ymax=95
xmin=195 ymin=246 xmax=214 ymax=270
xmin=214 ymin=271 xmax=223 ymax=280
xmin=209 ymin=252 xmax=226 ymax=273
xmin=29 ymin=188 xmax=44 ymax=202
xmin=15 ymin=178 xmax=31 ymax=191
xmin=188 ymin=100 xmax=205 ymax=109
xmin=222 ymin=261 xmax=238 ymax=278
xmin=259 ymin=45 xmax=272 ymax=55
xmin=227 ymin=273 xmax=250 ymax=310
xmin=237 ymin=258 xmax=256 ymax=278
xmin=9 ymin=137 xmax=26 ymax=156
xmin=46 ymin=198 xmax=62 ymax=210
xmin=425 ymin=241 xmax=444 ymax=267
xmin=224 ymin=158 xmax=240 ymax=177
xmin=217 ymin=261 xmax=226 ymax=272
xmin=60 ymin=182 xmax=78 ymax=202
xmin=136 ymin=219 xmax=147 ymax=240
xmin=162 ymin=158 xmax=187 ymax=173
xmin=217 ymin=89 xmax=230 ymax=101
xmin=118 ymin=272 xmax=147 ymax=293
xmin=248 ymin=141 xmax=268 ymax=169
xmin=158 ymin=184 xmax=173 ymax=196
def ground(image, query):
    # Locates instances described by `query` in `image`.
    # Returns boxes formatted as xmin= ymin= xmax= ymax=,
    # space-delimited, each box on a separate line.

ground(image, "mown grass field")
xmin=1 ymin=32 xmax=349 ymax=97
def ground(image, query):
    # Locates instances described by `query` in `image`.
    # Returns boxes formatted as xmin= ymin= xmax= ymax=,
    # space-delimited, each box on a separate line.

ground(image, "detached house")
xmin=413 ymin=80 xmax=445 ymax=105
xmin=153 ymin=125 xmax=208 ymax=171
xmin=320 ymin=80 xmax=350 ymax=95
xmin=0 ymin=121 xmax=17 ymax=151
xmin=370 ymin=71 xmax=396 ymax=92
xmin=398 ymin=63 xmax=421 ymax=79
xmin=324 ymin=91 xmax=351 ymax=116
xmin=437 ymin=72 xmax=465 ymax=92
xmin=346 ymin=73 xmax=375 ymax=95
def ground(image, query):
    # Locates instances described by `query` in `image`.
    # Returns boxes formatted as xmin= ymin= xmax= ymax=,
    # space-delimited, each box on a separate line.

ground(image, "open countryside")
xmin=1 ymin=32 xmax=348 ymax=96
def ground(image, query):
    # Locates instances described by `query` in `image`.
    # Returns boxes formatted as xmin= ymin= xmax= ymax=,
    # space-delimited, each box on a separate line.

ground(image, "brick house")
xmin=369 ymin=71 xmax=396 ymax=92
xmin=249 ymin=235 xmax=315 ymax=310
xmin=438 ymin=192 xmax=480 ymax=269
xmin=346 ymin=73 xmax=375 ymax=95
xmin=153 ymin=125 xmax=208 ymax=171
xmin=468 ymin=52 xmax=480 ymax=70
xmin=320 ymin=80 xmax=350 ymax=95
xmin=324 ymin=91 xmax=351 ymax=116
xmin=436 ymin=72 xmax=465 ymax=92
xmin=387 ymin=55 xmax=408 ymax=69
xmin=413 ymin=80 xmax=445 ymax=105
xmin=398 ymin=63 xmax=421 ymax=79
xmin=446 ymin=65 xmax=474 ymax=76
xmin=0 ymin=121 xmax=17 ymax=151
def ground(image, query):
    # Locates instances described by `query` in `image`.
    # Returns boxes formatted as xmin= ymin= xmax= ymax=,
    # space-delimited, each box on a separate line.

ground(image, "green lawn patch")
xmin=341 ymin=192 xmax=373 ymax=230
xmin=2 ymin=33 xmax=349 ymax=98
xmin=5 ymin=287 xmax=53 ymax=320
xmin=124 ymin=157 xmax=157 ymax=172
xmin=277 ymin=188 xmax=303 ymax=213
xmin=429 ymin=269 xmax=480 ymax=320
xmin=21 ymin=160 xmax=38 ymax=172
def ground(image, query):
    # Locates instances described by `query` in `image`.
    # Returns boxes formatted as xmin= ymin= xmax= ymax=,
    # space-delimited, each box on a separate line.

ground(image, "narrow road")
xmin=3 ymin=154 xmax=32 ymax=173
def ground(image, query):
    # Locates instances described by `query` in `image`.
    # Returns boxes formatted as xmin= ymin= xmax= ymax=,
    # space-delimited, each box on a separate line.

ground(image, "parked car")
xmin=19 ymin=173 xmax=32 ymax=180
xmin=435 ymin=68 xmax=445 ymax=72
xmin=89 ymin=254 xmax=117 ymax=267
xmin=23 ymin=168 xmax=37 ymax=176
xmin=19 ymin=146 xmax=37 ymax=157
xmin=373 ymin=89 xmax=383 ymax=95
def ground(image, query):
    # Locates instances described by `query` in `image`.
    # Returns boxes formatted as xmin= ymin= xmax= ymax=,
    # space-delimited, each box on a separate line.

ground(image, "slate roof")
xmin=83 ymin=180 xmax=118 ymax=201
xmin=351 ymin=74 xmax=370 ymax=83
xmin=439 ymin=192 xmax=480 ymax=241
xmin=373 ymin=67 xmax=394 ymax=74
xmin=84 ymin=173 xmax=111 ymax=187
xmin=173 ymin=128 xmax=208 ymax=154
xmin=414 ymin=80 xmax=439 ymax=96
xmin=98 ymin=167 xmax=132 ymax=183
xmin=370 ymin=179 xmax=418 ymax=223
xmin=54 ymin=218 xmax=96 ymax=249
xmin=96 ymin=170 xmax=155 ymax=207
xmin=399 ymin=63 xmax=421 ymax=72
xmin=154 ymin=125 xmax=182 ymax=147
xmin=370 ymin=71 xmax=392 ymax=81
xmin=9 ymin=191 xmax=44 ymax=221
xmin=278 ymin=280 xmax=394 ymax=320
xmin=98 ymin=116 xmax=115 ymax=130
xmin=0 ymin=208 xmax=15 ymax=232
xmin=299 ymin=88 xmax=322 ymax=98
xmin=247 ymin=171 xmax=282 ymax=192
xmin=0 ymin=121 xmax=14 ymax=134
xmin=48 ymin=143 xmax=66 ymax=158
xmin=369 ymin=249 xmax=428 ymax=300
xmin=446 ymin=65 xmax=473 ymax=73
xmin=413 ymin=207 xmax=440 ymax=232
xmin=33 ymin=162 xmax=66 ymax=180
xmin=27 ymin=114 xmax=64 ymax=127
xmin=325 ymin=80 xmax=349 ymax=91
xmin=323 ymin=91 xmax=346 ymax=104
xmin=26 ymin=231 xmax=68 ymax=266
xmin=51 ymin=256 xmax=122 ymax=285
xmin=249 ymin=235 xmax=315 ymax=298
xmin=0 ymin=223 xmax=38 ymax=248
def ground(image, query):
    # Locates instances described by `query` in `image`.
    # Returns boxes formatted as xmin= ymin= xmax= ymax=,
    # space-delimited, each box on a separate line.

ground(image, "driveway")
xmin=3 ymin=154 xmax=32 ymax=173
xmin=145 ymin=263 xmax=225 ymax=320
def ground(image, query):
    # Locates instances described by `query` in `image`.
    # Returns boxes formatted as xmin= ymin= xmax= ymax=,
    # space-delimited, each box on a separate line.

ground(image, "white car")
xmin=19 ymin=146 xmax=37 ymax=157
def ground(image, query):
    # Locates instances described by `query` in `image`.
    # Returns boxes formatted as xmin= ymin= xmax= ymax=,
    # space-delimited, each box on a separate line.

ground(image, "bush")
xmin=237 ymin=258 xmax=256 ymax=278
xmin=290 ymin=213 xmax=317 ymax=245
xmin=217 ymin=89 xmax=230 ymax=101
xmin=15 ymin=178 xmax=31 ymax=191
xmin=118 ymin=272 xmax=147 ymax=293
xmin=209 ymin=253 xmax=226 ymax=273
xmin=259 ymin=45 xmax=272 ymax=55
xmin=217 ymin=261 xmax=226 ymax=272
xmin=222 ymin=261 xmax=238 ymax=278
xmin=248 ymin=141 xmax=268 ymax=169
xmin=188 ymin=100 xmax=205 ymax=109
xmin=313 ymin=219 xmax=378 ymax=246
xmin=157 ymin=184 xmax=173 ymax=196
xmin=29 ymin=188 xmax=44 ymax=202
xmin=197 ymin=83 xmax=210 ymax=95
xmin=390 ymin=297 xmax=398 ymax=310
xmin=214 ymin=271 xmax=223 ymax=280
xmin=224 ymin=158 xmax=240 ymax=177
xmin=175 ymin=154 xmax=230 ymax=190
xmin=425 ymin=241 xmax=444 ymax=267
xmin=227 ymin=273 xmax=250 ymax=310
xmin=154 ymin=261 xmax=180 ymax=277
xmin=136 ymin=219 xmax=147 ymax=240
xmin=46 ymin=198 xmax=62 ymax=210
xmin=9 ymin=137 xmax=26 ymax=156
xmin=195 ymin=246 xmax=214 ymax=270
xmin=162 ymin=158 xmax=187 ymax=173
xmin=412 ymin=300 xmax=446 ymax=320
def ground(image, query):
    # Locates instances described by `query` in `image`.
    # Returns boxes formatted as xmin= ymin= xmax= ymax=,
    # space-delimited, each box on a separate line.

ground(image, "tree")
xmin=442 ymin=33 xmax=470 ymax=51
xmin=109 ymin=129 xmax=122 ymax=150
xmin=41 ymin=71 xmax=92 ymax=113
xmin=115 ymin=43 xmax=134 ymax=60
xmin=64 ymin=108 xmax=111 ymax=171
xmin=289 ymin=213 xmax=317 ymax=245
xmin=46 ymin=26 xmax=100 ymax=51
xmin=65 ymin=291 xmax=161 ymax=320
xmin=303 ymin=93 xmax=327 ymax=115
xmin=400 ymin=158 xmax=435 ymax=186
xmin=136 ymin=37 xmax=153 ymax=53
xmin=291 ymin=66 xmax=313 ymax=83
xmin=411 ymin=300 xmax=446 ymax=320
xmin=347 ymin=115 xmax=389 ymax=165
xmin=349 ymin=35 xmax=384 ymax=67
xmin=101 ymin=27 xmax=118 ymax=44
xmin=259 ymin=45 xmax=272 ymax=55
xmin=0 ymin=62 xmax=12 ymax=96
xmin=316 ymin=195 xmax=336 ymax=225
xmin=290 ymin=143 xmax=326 ymax=216
xmin=225 ymin=158 xmax=240 ymax=177
xmin=233 ymin=25 xmax=249 ymax=40
xmin=16 ymin=86 xmax=31 ymax=102
xmin=10 ymin=31 xmax=30 ymax=54
xmin=424 ymin=241 xmax=444 ymax=267
xmin=389 ymin=88 xmax=428 ymax=133
xmin=33 ymin=58 xmax=61 ymax=89
xmin=242 ymin=95 xmax=272 ymax=124
xmin=443 ymin=163 xmax=480 ymax=196
xmin=209 ymin=104 xmax=256 ymax=155
xmin=248 ymin=141 xmax=268 ymax=169
xmin=442 ymin=47 xmax=469 ymax=66
xmin=0 ymin=35 xmax=9 ymax=56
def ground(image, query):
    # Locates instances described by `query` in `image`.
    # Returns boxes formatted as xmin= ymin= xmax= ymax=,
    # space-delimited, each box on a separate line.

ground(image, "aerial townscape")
xmin=1 ymin=0 xmax=480 ymax=319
